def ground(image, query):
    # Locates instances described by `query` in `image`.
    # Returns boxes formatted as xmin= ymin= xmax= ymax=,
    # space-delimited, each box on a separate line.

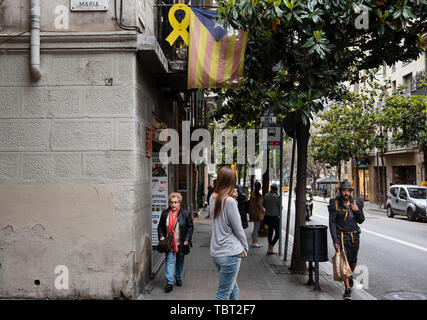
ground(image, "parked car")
xmin=386 ymin=185 xmax=427 ymax=221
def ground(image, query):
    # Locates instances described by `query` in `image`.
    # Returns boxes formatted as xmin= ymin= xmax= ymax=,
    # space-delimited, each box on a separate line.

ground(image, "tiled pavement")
xmin=139 ymin=209 xmax=376 ymax=300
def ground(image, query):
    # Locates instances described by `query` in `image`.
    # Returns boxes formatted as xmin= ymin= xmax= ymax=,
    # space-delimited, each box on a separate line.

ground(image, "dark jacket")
xmin=236 ymin=185 xmax=249 ymax=228
xmin=263 ymin=191 xmax=281 ymax=216
xmin=157 ymin=207 xmax=194 ymax=246
xmin=328 ymin=195 xmax=365 ymax=244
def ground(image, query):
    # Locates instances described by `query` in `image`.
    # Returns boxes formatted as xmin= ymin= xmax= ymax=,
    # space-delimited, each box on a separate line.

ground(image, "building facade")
xmin=0 ymin=0 xmax=207 ymax=299
xmin=346 ymin=38 xmax=426 ymax=204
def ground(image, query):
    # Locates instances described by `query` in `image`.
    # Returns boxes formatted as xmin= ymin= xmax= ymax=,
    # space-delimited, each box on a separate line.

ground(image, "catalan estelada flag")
xmin=188 ymin=8 xmax=248 ymax=89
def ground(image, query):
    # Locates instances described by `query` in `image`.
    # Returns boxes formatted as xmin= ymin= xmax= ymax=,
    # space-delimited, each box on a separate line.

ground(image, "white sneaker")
xmin=251 ymin=242 xmax=261 ymax=248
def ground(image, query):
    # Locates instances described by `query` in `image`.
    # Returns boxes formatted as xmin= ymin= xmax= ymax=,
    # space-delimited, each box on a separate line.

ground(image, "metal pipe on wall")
xmin=30 ymin=0 xmax=41 ymax=80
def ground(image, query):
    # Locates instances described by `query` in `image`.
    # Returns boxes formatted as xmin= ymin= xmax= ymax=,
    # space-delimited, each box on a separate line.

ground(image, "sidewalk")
xmin=138 ymin=209 xmax=376 ymax=300
xmin=313 ymin=196 xmax=387 ymax=215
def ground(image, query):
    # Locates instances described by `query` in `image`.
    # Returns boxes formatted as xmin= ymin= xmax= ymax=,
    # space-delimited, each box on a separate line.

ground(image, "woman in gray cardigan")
xmin=209 ymin=166 xmax=249 ymax=300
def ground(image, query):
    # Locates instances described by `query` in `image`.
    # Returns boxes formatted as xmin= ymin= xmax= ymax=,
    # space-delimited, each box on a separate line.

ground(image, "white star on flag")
xmin=213 ymin=18 xmax=225 ymax=30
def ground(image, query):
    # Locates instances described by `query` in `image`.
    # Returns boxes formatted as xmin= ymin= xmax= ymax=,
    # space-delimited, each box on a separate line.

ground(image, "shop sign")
xmin=152 ymin=114 xmax=168 ymax=144
xmin=152 ymin=152 xmax=168 ymax=246
xmin=145 ymin=127 xmax=152 ymax=157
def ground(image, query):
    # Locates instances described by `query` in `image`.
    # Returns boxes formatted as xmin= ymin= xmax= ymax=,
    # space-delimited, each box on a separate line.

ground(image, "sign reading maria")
xmin=70 ymin=0 xmax=108 ymax=11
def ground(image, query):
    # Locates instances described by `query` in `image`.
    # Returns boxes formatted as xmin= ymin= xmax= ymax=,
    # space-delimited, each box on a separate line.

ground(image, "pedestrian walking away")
xmin=158 ymin=192 xmax=194 ymax=293
xmin=263 ymin=184 xmax=281 ymax=255
xmin=206 ymin=179 xmax=216 ymax=219
xmin=322 ymin=185 xmax=328 ymax=200
xmin=236 ymin=184 xmax=249 ymax=229
xmin=328 ymin=180 xmax=365 ymax=300
xmin=210 ymin=166 xmax=249 ymax=300
xmin=249 ymin=181 xmax=265 ymax=248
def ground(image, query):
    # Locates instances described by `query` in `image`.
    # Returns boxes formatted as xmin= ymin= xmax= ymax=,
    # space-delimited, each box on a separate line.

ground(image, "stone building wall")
xmin=0 ymin=0 xmax=165 ymax=299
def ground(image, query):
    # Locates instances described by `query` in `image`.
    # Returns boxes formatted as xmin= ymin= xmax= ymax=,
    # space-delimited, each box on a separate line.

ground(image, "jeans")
xmin=165 ymin=251 xmax=185 ymax=285
xmin=252 ymin=221 xmax=260 ymax=241
xmin=212 ymin=256 xmax=242 ymax=300
xmin=266 ymin=217 xmax=280 ymax=246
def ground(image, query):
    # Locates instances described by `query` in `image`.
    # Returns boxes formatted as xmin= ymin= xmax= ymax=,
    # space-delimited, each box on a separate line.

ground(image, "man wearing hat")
xmin=328 ymin=180 xmax=365 ymax=300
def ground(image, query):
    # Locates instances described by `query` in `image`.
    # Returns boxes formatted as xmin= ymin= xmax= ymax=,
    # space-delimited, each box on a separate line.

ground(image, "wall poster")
xmin=152 ymin=152 xmax=168 ymax=246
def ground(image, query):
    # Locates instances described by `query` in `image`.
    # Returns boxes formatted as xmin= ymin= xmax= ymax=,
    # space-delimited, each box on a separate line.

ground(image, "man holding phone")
xmin=328 ymin=180 xmax=365 ymax=300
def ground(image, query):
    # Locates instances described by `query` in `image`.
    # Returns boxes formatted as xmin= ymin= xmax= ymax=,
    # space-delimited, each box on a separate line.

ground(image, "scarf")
xmin=168 ymin=208 xmax=180 ymax=253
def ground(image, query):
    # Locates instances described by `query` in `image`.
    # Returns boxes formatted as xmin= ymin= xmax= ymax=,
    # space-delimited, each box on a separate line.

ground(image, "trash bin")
xmin=300 ymin=225 xmax=328 ymax=262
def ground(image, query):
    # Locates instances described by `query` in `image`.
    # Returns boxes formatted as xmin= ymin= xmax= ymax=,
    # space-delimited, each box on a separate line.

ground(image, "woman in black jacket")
xmin=157 ymin=192 xmax=194 ymax=293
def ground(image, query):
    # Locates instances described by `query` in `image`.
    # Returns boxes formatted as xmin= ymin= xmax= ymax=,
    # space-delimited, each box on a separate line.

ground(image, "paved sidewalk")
xmin=138 ymin=209 xmax=376 ymax=300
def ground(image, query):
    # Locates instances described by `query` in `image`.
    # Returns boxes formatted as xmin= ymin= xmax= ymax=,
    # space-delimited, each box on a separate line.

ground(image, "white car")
xmin=386 ymin=185 xmax=427 ymax=221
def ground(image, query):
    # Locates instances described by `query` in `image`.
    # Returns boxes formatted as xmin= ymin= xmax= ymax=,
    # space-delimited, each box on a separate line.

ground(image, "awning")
xmin=316 ymin=176 xmax=338 ymax=184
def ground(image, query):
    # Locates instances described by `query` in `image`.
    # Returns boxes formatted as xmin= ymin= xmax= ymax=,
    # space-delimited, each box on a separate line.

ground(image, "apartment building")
xmin=0 ymin=0 xmax=208 ymax=299
xmin=346 ymin=34 xmax=426 ymax=203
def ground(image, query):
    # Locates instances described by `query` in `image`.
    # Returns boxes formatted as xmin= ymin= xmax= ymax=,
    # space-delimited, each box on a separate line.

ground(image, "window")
xmin=407 ymin=188 xmax=426 ymax=199
xmin=399 ymin=188 xmax=408 ymax=200
xmin=403 ymin=73 xmax=413 ymax=94
xmin=389 ymin=187 xmax=398 ymax=197
xmin=392 ymin=80 xmax=397 ymax=92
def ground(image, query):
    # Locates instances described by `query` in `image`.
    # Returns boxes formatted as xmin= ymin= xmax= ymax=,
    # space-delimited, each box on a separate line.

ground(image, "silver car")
xmin=386 ymin=185 xmax=427 ymax=221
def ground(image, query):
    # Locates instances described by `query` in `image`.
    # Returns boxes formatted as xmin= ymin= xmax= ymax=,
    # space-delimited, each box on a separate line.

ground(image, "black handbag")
xmin=157 ymin=214 xmax=178 ymax=253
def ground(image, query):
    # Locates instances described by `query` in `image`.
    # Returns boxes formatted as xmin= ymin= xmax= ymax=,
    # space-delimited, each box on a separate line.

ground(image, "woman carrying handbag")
xmin=158 ymin=193 xmax=194 ymax=293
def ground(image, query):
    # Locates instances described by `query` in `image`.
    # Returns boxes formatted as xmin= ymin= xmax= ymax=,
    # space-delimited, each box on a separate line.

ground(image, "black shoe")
xmin=349 ymin=276 xmax=354 ymax=288
xmin=175 ymin=279 xmax=182 ymax=287
xmin=343 ymin=288 xmax=352 ymax=300
xmin=164 ymin=284 xmax=173 ymax=293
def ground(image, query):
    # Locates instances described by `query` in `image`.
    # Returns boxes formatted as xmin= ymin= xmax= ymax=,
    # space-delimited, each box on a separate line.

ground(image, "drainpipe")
xmin=30 ymin=0 xmax=41 ymax=80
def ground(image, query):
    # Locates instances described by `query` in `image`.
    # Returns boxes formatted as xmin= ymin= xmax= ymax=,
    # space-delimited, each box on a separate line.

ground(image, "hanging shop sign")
xmin=145 ymin=127 xmax=152 ymax=157
xmin=152 ymin=152 xmax=168 ymax=246
xmin=152 ymin=114 xmax=168 ymax=145
xmin=70 ymin=0 xmax=108 ymax=11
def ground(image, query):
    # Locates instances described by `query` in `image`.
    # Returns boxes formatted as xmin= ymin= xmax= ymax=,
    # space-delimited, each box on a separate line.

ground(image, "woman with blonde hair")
xmin=158 ymin=192 xmax=194 ymax=293
xmin=209 ymin=166 xmax=248 ymax=300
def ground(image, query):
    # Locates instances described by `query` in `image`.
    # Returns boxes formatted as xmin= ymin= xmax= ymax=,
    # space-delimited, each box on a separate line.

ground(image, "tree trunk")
xmin=424 ymin=149 xmax=427 ymax=183
xmin=243 ymin=160 xmax=248 ymax=190
xmin=237 ymin=164 xmax=242 ymax=185
xmin=262 ymin=148 xmax=270 ymax=196
xmin=421 ymin=148 xmax=426 ymax=183
xmin=250 ymin=169 xmax=255 ymax=196
xmin=290 ymin=115 xmax=309 ymax=273
xmin=381 ymin=151 xmax=387 ymax=209
xmin=354 ymin=155 xmax=360 ymax=198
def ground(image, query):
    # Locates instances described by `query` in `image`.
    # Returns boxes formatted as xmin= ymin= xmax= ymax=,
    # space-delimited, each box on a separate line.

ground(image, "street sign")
xmin=208 ymin=164 xmax=216 ymax=175
xmin=70 ymin=0 xmax=108 ymax=11
xmin=261 ymin=115 xmax=277 ymax=127
xmin=267 ymin=126 xmax=281 ymax=149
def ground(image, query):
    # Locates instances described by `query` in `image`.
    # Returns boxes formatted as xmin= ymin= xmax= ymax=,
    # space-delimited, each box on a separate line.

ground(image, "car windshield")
xmin=407 ymin=188 xmax=426 ymax=199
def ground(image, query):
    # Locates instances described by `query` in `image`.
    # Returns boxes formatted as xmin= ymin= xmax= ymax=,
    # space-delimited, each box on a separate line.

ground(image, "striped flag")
xmin=187 ymin=8 xmax=248 ymax=89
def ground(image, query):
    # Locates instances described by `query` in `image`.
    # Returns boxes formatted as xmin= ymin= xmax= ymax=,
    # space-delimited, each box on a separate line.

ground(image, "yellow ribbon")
xmin=166 ymin=4 xmax=190 ymax=47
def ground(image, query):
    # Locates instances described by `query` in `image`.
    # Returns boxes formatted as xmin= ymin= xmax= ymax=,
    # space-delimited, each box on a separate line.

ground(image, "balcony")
xmin=153 ymin=0 xmax=198 ymax=91
xmin=156 ymin=0 xmax=189 ymax=71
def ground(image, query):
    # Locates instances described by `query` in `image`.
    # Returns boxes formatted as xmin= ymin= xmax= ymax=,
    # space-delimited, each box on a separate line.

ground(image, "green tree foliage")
xmin=383 ymin=82 xmax=427 ymax=178
xmin=216 ymin=0 xmax=426 ymax=271
xmin=384 ymin=89 xmax=427 ymax=151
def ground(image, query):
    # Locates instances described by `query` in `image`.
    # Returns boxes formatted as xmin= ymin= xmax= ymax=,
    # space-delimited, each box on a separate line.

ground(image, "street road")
xmin=280 ymin=195 xmax=427 ymax=300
